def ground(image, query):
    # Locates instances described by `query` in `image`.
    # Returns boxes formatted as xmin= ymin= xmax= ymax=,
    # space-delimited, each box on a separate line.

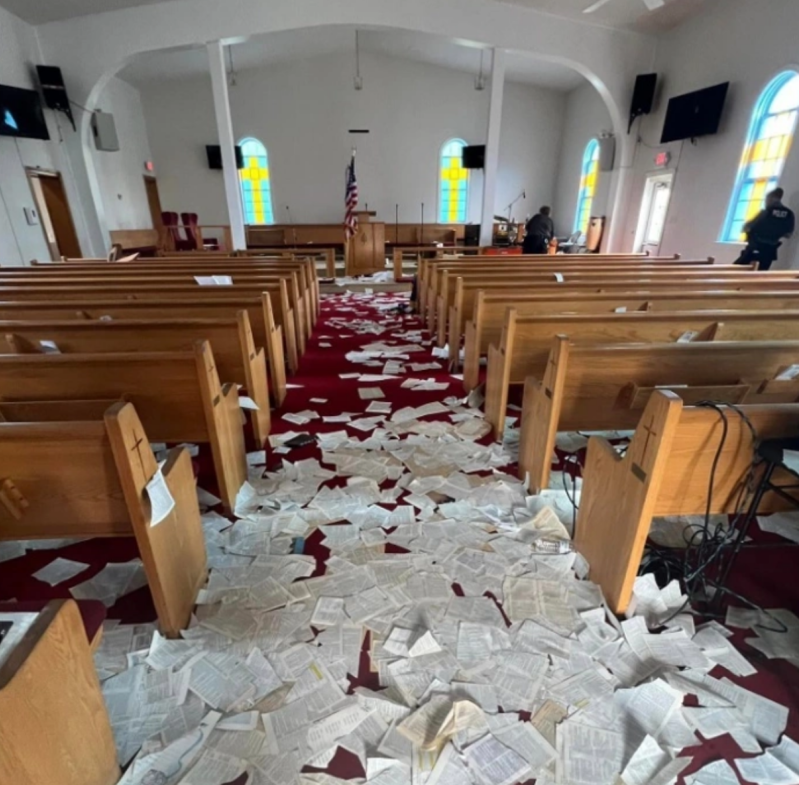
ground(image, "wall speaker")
xmin=92 ymin=111 xmax=120 ymax=152
xmin=206 ymin=145 xmax=244 ymax=170
xmin=599 ymin=136 xmax=616 ymax=172
xmin=629 ymin=73 xmax=658 ymax=132
xmin=36 ymin=65 xmax=76 ymax=131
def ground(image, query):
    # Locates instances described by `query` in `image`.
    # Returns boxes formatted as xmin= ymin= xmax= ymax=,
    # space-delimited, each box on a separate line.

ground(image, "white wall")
xmin=0 ymin=6 xmax=56 ymax=265
xmin=620 ymin=0 xmax=799 ymax=267
xmin=90 ymin=76 xmax=154 ymax=231
xmin=139 ymin=51 xmax=567 ymax=227
xmin=553 ymin=81 xmax=614 ymax=237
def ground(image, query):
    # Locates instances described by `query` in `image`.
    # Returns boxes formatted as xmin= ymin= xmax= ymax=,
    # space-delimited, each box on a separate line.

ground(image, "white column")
xmin=207 ymin=40 xmax=246 ymax=251
xmin=480 ymin=48 xmax=507 ymax=247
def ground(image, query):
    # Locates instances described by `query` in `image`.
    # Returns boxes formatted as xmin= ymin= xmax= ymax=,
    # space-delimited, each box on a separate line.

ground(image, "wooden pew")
xmin=462 ymin=288 xmax=799 ymax=391
xmin=485 ymin=308 xmax=799 ymax=437
xmin=26 ymin=257 xmax=321 ymax=325
xmin=440 ymin=264 xmax=755 ymax=349
xmin=417 ymin=253 xmax=686 ymax=315
xmin=0 ymin=341 xmax=247 ymax=512
xmin=0 ymin=280 xmax=298 ymax=376
xmin=0 ymin=402 xmax=206 ymax=636
xmin=1 ymin=312 xmax=271 ymax=445
xmin=0 ymin=271 xmax=309 ymax=361
xmin=576 ymin=391 xmax=799 ymax=613
xmin=0 ymin=600 xmax=120 ymax=785
xmin=0 ymin=296 xmax=286 ymax=407
xmin=428 ymin=265 xmax=791 ymax=335
xmin=423 ymin=259 xmax=713 ymax=332
xmin=519 ymin=338 xmax=799 ymax=493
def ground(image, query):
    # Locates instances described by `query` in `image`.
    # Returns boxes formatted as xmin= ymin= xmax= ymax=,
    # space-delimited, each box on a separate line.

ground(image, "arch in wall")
xmin=50 ymin=2 xmax=645 ymax=253
xmin=720 ymin=70 xmax=799 ymax=243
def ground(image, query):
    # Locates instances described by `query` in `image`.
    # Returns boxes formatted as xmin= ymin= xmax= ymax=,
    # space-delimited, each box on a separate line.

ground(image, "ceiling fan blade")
xmin=642 ymin=0 xmax=666 ymax=9
xmin=583 ymin=0 xmax=614 ymax=13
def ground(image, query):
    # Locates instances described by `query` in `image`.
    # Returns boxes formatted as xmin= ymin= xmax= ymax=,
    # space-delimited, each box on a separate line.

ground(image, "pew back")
xmin=0 ymin=341 xmax=247 ymax=511
xmin=518 ymin=338 xmax=799 ymax=493
xmin=0 ymin=313 xmax=271 ymax=445
xmin=485 ymin=308 xmax=799 ymax=436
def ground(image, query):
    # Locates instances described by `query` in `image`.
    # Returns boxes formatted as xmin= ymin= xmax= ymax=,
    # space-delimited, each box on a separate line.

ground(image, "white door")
xmin=634 ymin=173 xmax=674 ymax=255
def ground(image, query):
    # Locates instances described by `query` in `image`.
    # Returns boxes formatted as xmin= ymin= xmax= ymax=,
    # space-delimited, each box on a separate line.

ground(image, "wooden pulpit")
xmin=346 ymin=212 xmax=386 ymax=276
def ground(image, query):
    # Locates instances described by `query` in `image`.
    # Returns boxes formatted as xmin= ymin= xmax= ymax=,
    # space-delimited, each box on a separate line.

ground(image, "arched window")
xmin=721 ymin=71 xmax=799 ymax=242
xmin=574 ymin=139 xmax=600 ymax=234
xmin=439 ymin=138 xmax=470 ymax=223
xmin=239 ymin=137 xmax=275 ymax=225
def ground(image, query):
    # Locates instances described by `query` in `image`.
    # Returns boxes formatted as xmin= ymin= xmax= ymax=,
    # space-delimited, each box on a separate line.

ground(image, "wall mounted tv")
xmin=661 ymin=82 xmax=729 ymax=144
xmin=206 ymin=144 xmax=244 ymax=170
xmin=462 ymin=145 xmax=486 ymax=169
xmin=0 ymin=84 xmax=50 ymax=140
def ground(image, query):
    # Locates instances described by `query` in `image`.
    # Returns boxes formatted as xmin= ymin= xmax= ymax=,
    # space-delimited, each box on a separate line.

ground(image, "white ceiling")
xmin=3 ymin=0 xmax=708 ymax=32
xmin=118 ymin=27 xmax=586 ymax=92
xmin=496 ymin=0 xmax=710 ymax=34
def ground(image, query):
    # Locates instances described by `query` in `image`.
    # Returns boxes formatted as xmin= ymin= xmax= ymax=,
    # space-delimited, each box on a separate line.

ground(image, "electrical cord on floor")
xmin=639 ymin=400 xmax=788 ymax=633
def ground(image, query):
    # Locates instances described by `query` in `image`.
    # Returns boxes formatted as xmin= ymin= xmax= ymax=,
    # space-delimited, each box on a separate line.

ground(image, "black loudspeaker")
xmin=36 ymin=65 xmax=76 ymax=131
xmin=629 ymin=73 xmax=657 ymax=133
xmin=206 ymin=144 xmax=244 ymax=170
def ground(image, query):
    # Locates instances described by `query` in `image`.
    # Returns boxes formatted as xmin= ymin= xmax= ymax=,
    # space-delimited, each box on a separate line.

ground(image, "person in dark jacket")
xmin=523 ymin=206 xmax=554 ymax=255
xmin=735 ymin=187 xmax=795 ymax=270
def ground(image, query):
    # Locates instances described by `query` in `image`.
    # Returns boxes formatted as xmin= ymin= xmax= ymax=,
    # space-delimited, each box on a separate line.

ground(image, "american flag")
xmin=344 ymin=153 xmax=359 ymax=239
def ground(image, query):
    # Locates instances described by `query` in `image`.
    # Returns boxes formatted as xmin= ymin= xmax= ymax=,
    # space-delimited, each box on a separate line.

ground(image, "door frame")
xmin=26 ymin=168 xmax=82 ymax=260
xmin=633 ymin=171 xmax=675 ymax=255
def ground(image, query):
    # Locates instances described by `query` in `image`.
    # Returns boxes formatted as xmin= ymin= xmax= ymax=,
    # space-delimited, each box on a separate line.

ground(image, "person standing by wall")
xmin=523 ymin=206 xmax=554 ymax=255
xmin=735 ymin=188 xmax=795 ymax=270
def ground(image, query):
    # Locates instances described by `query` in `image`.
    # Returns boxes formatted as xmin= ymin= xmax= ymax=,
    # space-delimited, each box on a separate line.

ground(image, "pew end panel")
xmin=261 ymin=293 xmax=287 ymax=406
xmin=518 ymin=336 xmax=571 ymax=494
xmin=575 ymin=391 xmax=799 ymax=613
xmin=574 ymin=390 xmax=684 ymax=614
xmin=236 ymin=310 xmax=271 ymax=445
xmin=105 ymin=402 xmax=207 ymax=638
xmin=0 ymin=600 xmax=120 ymax=785
xmin=484 ymin=308 xmax=517 ymax=440
xmin=463 ymin=319 xmax=481 ymax=393
xmin=194 ymin=341 xmax=248 ymax=513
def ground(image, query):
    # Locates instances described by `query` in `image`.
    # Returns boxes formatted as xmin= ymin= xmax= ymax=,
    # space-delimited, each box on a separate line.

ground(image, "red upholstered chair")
xmin=161 ymin=211 xmax=193 ymax=252
xmin=181 ymin=212 xmax=220 ymax=251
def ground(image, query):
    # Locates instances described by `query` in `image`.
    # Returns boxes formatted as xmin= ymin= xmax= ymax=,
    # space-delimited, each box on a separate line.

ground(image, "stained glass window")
xmin=574 ymin=139 xmax=600 ymax=234
xmin=439 ymin=139 xmax=470 ymax=223
xmin=239 ymin=137 xmax=275 ymax=225
xmin=721 ymin=71 xmax=799 ymax=242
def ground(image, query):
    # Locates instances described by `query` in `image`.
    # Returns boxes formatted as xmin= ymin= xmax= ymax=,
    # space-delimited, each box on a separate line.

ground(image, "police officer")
xmin=523 ymin=206 xmax=554 ymax=255
xmin=735 ymin=187 xmax=795 ymax=270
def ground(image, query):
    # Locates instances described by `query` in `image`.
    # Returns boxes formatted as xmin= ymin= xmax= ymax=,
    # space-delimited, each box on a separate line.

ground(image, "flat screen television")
xmin=206 ymin=144 xmax=244 ymax=170
xmin=0 ymin=84 xmax=50 ymax=141
xmin=661 ymin=82 xmax=729 ymax=144
xmin=462 ymin=145 xmax=486 ymax=169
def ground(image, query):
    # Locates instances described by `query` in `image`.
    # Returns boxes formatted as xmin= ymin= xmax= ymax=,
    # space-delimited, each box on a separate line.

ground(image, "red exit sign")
xmin=654 ymin=151 xmax=671 ymax=168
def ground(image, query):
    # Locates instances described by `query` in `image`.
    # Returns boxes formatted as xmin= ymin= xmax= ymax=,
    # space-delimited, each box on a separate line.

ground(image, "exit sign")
xmin=654 ymin=151 xmax=671 ymax=168
xmin=144 ymin=160 xmax=155 ymax=172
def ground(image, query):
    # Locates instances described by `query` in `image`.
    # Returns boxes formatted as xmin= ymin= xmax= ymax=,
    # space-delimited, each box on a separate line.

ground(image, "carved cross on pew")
xmin=132 ymin=431 xmax=148 ymax=473
xmin=641 ymin=418 xmax=657 ymax=462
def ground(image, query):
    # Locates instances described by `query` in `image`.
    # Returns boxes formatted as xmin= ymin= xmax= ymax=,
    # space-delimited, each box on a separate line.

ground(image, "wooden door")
xmin=35 ymin=173 xmax=81 ymax=258
xmin=143 ymin=175 xmax=163 ymax=231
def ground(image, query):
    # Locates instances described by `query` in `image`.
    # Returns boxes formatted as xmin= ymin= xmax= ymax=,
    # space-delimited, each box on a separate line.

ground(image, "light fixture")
xmin=354 ymin=31 xmax=363 ymax=91
xmin=475 ymin=50 xmax=486 ymax=91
